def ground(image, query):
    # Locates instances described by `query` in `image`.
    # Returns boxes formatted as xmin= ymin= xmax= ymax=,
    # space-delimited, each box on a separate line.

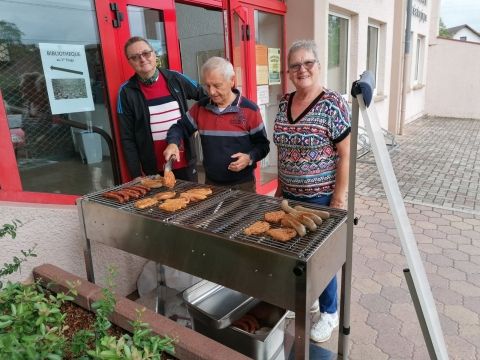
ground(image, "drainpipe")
xmin=399 ymin=0 xmax=412 ymax=135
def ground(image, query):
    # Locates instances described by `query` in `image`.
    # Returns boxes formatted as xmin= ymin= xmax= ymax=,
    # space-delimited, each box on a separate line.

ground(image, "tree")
xmin=438 ymin=18 xmax=452 ymax=38
xmin=0 ymin=20 xmax=23 ymax=44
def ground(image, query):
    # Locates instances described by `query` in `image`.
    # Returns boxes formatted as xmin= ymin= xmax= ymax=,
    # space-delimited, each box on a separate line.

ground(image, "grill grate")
xmin=82 ymin=180 xmax=346 ymax=259
xmin=173 ymin=192 xmax=346 ymax=259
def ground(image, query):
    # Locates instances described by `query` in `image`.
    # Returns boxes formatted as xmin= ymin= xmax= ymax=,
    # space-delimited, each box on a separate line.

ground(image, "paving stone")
xmin=352 ymin=262 xmax=375 ymax=278
xmin=380 ymin=286 xmax=411 ymax=304
xmin=421 ymin=210 xmax=442 ymax=218
xmin=447 ymin=234 xmax=473 ymax=245
xmin=423 ymin=228 xmax=448 ymax=239
xmin=432 ymin=238 xmax=457 ymax=249
xmin=414 ymin=220 xmax=438 ymax=230
xmin=360 ymin=294 xmax=391 ymax=313
xmin=429 ymin=217 xmax=452 ymax=226
xmin=450 ymin=280 xmax=480 ymax=297
xmin=464 ymin=218 xmax=480 ymax=226
xmin=350 ymin=302 xmax=370 ymax=323
xmin=353 ymin=278 xmax=382 ymax=294
xmin=362 ymin=216 xmax=382 ymax=225
xmin=458 ymin=324 xmax=480 ymax=349
xmin=467 ymin=273 xmax=480 ymax=287
xmin=459 ymin=244 xmax=480 ymax=255
xmin=365 ymin=223 xmax=387 ymax=233
xmin=418 ymin=243 xmax=443 ymax=254
xmin=350 ymin=320 xmax=378 ymax=345
xmin=365 ymin=258 xmax=393 ymax=272
xmin=412 ymin=346 xmax=431 ymax=360
xmin=383 ymin=253 xmax=407 ymax=267
xmin=360 ymin=247 xmax=385 ymax=259
xmin=367 ymin=312 xmax=402 ymax=334
xmin=354 ymin=228 xmax=373 ymax=237
xmin=437 ymin=266 xmax=466 ymax=281
xmin=349 ymin=344 xmax=388 ymax=360
xmin=445 ymin=335 xmax=477 ymax=360
xmin=427 ymin=254 xmax=454 ymax=267
xmin=451 ymin=221 xmax=474 ymax=231
xmin=370 ymin=232 xmax=396 ymax=243
xmin=460 ymin=229 xmax=480 ymax=240
xmin=372 ymin=272 xmax=402 ymax=287
xmin=470 ymin=255 xmax=480 ymax=265
xmin=437 ymin=225 xmax=462 ymax=235
xmin=426 ymin=273 xmax=449 ymax=288
xmin=376 ymin=242 xmax=401 ymax=254
xmin=375 ymin=332 xmax=414 ymax=359
xmin=354 ymin=236 xmax=378 ymax=249
xmin=454 ymin=261 xmax=480 ymax=274
xmin=414 ymin=233 xmax=434 ymax=243
xmin=444 ymin=305 xmax=479 ymax=325
xmin=438 ymin=313 xmax=459 ymax=336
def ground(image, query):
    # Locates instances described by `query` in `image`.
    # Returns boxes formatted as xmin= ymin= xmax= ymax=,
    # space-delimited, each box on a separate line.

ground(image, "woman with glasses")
xmin=117 ymin=36 xmax=206 ymax=181
xmin=273 ymin=40 xmax=351 ymax=343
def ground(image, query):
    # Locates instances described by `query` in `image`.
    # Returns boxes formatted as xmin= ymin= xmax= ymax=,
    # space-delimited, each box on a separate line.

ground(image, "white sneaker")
xmin=310 ymin=311 xmax=339 ymax=343
xmin=285 ymin=300 xmax=320 ymax=319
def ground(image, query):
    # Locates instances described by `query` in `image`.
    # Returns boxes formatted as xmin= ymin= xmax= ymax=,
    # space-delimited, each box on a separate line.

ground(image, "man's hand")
xmin=228 ymin=152 xmax=251 ymax=172
xmin=330 ymin=195 xmax=346 ymax=209
xmin=164 ymin=144 xmax=180 ymax=162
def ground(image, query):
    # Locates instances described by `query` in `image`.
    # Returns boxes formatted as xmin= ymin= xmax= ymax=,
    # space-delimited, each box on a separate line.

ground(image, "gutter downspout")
xmin=399 ymin=0 xmax=412 ymax=135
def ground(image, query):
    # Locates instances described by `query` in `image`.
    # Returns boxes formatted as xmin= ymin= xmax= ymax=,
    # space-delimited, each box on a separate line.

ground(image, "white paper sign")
xmin=257 ymin=85 xmax=269 ymax=105
xmin=39 ymin=43 xmax=94 ymax=115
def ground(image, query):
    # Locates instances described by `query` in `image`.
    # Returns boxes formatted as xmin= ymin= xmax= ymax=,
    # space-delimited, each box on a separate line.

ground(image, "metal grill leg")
xmin=155 ymin=263 xmax=167 ymax=315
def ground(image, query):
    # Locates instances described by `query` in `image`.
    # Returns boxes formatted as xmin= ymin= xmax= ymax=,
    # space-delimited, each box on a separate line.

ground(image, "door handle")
xmin=110 ymin=3 xmax=124 ymax=28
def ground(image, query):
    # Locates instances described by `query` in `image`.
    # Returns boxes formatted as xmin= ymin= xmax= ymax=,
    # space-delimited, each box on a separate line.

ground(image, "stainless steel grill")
xmin=78 ymin=179 xmax=348 ymax=359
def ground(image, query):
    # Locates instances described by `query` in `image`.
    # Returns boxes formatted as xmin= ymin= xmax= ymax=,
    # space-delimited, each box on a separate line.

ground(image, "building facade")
xmin=0 ymin=0 xmax=439 ymax=291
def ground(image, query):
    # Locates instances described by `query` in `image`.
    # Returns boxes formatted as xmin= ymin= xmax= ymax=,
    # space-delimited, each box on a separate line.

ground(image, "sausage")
xmin=281 ymin=214 xmax=307 ymax=237
xmin=134 ymin=184 xmax=151 ymax=192
xmin=121 ymin=188 xmax=141 ymax=199
xmin=281 ymin=199 xmax=297 ymax=214
xmin=243 ymin=314 xmax=260 ymax=331
xmin=294 ymin=205 xmax=330 ymax=220
xmin=292 ymin=213 xmax=317 ymax=231
xmin=297 ymin=211 xmax=323 ymax=225
xmin=102 ymin=192 xmax=125 ymax=203
xmin=232 ymin=319 xmax=251 ymax=332
xmin=115 ymin=190 xmax=131 ymax=202
xmin=129 ymin=185 xmax=148 ymax=195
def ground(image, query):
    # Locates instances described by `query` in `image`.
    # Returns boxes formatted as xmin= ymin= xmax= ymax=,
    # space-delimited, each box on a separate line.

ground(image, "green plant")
xmin=0 ymin=220 xmax=37 ymax=282
xmin=0 ymin=222 xmax=175 ymax=359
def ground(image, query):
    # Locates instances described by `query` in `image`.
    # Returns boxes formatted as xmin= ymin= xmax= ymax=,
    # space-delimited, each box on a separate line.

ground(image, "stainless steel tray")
xmin=183 ymin=280 xmax=261 ymax=329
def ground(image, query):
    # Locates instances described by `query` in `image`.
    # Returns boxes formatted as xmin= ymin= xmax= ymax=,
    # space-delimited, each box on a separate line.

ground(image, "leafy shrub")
xmin=0 ymin=221 xmax=176 ymax=359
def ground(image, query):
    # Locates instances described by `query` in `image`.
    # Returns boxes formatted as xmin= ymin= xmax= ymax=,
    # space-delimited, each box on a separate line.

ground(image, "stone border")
xmin=33 ymin=264 xmax=251 ymax=360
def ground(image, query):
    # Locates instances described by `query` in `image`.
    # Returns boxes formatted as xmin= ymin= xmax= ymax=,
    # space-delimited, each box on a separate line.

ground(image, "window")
xmin=367 ymin=25 xmax=379 ymax=89
xmin=460 ymin=36 xmax=467 ymax=41
xmin=0 ymin=0 xmax=115 ymax=200
xmin=328 ymin=14 xmax=349 ymax=94
xmin=414 ymin=35 xmax=425 ymax=83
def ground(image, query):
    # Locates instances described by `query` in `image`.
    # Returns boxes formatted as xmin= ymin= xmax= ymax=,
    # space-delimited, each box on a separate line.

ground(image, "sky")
xmin=440 ymin=0 xmax=480 ymax=31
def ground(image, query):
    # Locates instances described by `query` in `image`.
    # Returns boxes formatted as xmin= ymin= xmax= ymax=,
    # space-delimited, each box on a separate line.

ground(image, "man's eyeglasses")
xmin=128 ymin=50 xmax=154 ymax=62
xmin=288 ymin=60 xmax=317 ymax=72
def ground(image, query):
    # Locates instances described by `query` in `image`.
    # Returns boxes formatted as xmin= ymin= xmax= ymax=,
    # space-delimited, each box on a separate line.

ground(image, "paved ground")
xmin=313 ymin=116 xmax=480 ymax=359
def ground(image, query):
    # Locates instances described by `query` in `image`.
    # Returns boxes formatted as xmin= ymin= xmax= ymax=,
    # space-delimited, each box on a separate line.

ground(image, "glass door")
xmin=95 ymin=0 xmax=181 ymax=182
xmin=228 ymin=1 xmax=285 ymax=194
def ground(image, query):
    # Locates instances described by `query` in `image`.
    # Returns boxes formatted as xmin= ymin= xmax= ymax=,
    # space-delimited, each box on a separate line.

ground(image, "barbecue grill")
xmin=77 ymin=179 xmax=348 ymax=359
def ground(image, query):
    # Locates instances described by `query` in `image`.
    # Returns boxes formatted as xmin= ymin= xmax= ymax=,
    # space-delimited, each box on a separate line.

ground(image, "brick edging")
xmin=33 ymin=264 xmax=251 ymax=360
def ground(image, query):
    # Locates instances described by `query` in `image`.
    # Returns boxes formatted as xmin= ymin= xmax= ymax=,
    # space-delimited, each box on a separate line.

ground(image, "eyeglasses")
xmin=288 ymin=60 xmax=317 ymax=72
xmin=127 ymin=50 xmax=154 ymax=62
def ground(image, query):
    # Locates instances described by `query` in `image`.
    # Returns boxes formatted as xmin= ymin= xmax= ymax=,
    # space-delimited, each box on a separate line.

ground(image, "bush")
xmin=0 ymin=221 xmax=175 ymax=359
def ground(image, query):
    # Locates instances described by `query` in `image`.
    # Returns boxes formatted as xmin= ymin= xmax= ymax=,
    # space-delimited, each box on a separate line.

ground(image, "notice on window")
xmin=257 ymin=85 xmax=269 ymax=105
xmin=39 ymin=43 xmax=94 ymax=115
xmin=268 ymin=48 xmax=281 ymax=85
xmin=256 ymin=44 xmax=269 ymax=85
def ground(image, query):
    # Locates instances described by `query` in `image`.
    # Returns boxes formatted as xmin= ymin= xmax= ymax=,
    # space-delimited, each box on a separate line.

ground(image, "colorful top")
xmin=167 ymin=89 xmax=270 ymax=184
xmin=273 ymin=89 xmax=351 ymax=199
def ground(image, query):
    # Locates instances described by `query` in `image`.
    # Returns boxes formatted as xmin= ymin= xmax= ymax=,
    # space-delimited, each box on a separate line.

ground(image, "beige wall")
xmin=426 ymin=37 xmax=480 ymax=119
xmin=0 ymin=202 xmax=145 ymax=295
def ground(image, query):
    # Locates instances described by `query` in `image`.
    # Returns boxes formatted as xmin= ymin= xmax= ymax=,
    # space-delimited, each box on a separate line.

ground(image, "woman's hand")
xmin=330 ymin=196 xmax=346 ymax=209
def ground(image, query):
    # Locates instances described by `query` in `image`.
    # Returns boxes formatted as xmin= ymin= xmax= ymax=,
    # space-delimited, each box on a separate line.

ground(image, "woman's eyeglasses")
xmin=288 ymin=60 xmax=317 ymax=72
xmin=128 ymin=50 xmax=154 ymax=62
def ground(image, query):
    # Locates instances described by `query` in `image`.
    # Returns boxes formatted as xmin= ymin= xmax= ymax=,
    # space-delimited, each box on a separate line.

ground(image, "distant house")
xmin=446 ymin=24 xmax=480 ymax=43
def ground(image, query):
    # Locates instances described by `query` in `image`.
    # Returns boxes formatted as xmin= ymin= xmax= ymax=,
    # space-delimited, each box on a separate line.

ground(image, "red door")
xmin=228 ymin=0 xmax=286 ymax=194
xmin=95 ymin=0 xmax=181 ymax=182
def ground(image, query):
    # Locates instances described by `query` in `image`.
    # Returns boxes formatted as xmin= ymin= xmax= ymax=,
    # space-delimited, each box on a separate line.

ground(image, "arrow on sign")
xmin=50 ymin=66 xmax=83 ymax=75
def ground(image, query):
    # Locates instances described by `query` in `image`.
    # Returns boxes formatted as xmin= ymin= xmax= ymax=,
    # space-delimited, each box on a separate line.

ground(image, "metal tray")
xmin=183 ymin=280 xmax=261 ymax=329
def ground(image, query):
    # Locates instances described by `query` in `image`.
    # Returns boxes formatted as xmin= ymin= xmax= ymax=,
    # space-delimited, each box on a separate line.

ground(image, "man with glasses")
xmin=164 ymin=56 xmax=269 ymax=193
xmin=117 ymin=36 xmax=206 ymax=181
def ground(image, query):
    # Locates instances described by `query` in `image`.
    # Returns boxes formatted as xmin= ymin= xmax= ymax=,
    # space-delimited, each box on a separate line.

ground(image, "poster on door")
xmin=39 ymin=43 xmax=94 ymax=115
xmin=268 ymin=48 xmax=281 ymax=85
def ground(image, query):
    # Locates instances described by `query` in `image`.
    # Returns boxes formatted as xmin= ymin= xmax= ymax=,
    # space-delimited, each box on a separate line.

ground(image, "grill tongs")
xmin=163 ymin=155 xmax=176 ymax=189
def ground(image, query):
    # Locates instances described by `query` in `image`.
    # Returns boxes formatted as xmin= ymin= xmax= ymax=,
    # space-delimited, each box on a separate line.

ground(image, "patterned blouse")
xmin=273 ymin=89 xmax=351 ymax=199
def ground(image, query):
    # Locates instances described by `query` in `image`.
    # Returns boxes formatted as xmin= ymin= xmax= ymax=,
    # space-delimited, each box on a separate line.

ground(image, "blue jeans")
xmin=284 ymin=193 xmax=338 ymax=314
